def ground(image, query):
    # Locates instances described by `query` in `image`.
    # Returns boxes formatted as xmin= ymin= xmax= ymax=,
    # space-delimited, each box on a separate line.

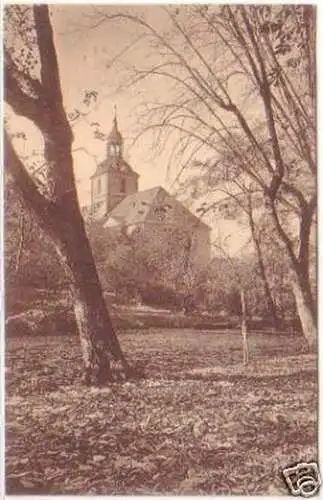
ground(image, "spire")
xmin=112 ymin=104 xmax=120 ymax=135
xmin=113 ymin=104 xmax=117 ymax=127
xmin=107 ymin=105 xmax=123 ymax=158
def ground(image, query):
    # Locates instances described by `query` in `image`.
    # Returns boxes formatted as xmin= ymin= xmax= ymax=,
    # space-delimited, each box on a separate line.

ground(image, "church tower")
xmin=90 ymin=108 xmax=139 ymax=217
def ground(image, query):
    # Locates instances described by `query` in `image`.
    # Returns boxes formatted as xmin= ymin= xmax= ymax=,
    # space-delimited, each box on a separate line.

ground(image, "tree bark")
xmin=268 ymin=198 xmax=316 ymax=348
xmin=54 ymin=206 xmax=134 ymax=384
xmin=247 ymin=200 xmax=280 ymax=329
xmin=255 ymin=239 xmax=279 ymax=329
xmin=291 ymin=274 xmax=317 ymax=350
xmin=240 ymin=289 xmax=249 ymax=365
xmin=14 ymin=203 xmax=25 ymax=274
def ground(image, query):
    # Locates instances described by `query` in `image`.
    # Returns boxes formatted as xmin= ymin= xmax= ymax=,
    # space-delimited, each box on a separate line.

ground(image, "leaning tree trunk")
xmin=51 ymin=200 xmax=134 ymax=385
xmin=291 ymin=268 xmax=317 ymax=351
xmin=290 ymin=210 xmax=316 ymax=350
xmin=267 ymin=196 xmax=316 ymax=350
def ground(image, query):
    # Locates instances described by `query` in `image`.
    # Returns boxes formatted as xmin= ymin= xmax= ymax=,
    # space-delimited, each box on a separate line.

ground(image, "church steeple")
xmin=90 ymin=107 xmax=139 ymax=217
xmin=107 ymin=105 xmax=123 ymax=158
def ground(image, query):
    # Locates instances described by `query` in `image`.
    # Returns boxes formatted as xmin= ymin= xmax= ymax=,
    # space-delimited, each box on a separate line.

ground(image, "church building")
xmin=88 ymin=111 xmax=211 ymax=270
xmin=90 ymin=112 xmax=139 ymax=216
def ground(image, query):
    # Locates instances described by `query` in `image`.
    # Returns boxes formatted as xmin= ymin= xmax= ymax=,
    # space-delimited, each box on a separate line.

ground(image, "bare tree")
xmin=4 ymin=5 xmax=134 ymax=384
xmin=90 ymin=5 xmax=316 ymax=347
xmin=191 ymin=172 xmax=280 ymax=328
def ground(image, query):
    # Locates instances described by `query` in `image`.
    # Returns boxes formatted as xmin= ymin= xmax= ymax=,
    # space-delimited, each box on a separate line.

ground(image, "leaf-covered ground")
xmin=6 ymin=329 xmax=317 ymax=495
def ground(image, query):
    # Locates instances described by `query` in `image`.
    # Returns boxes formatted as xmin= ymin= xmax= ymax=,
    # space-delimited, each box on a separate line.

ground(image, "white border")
xmin=1 ymin=2 xmax=321 ymax=500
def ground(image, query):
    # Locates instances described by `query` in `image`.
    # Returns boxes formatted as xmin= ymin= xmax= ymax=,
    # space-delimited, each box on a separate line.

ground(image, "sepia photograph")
xmin=3 ymin=3 xmax=318 ymax=496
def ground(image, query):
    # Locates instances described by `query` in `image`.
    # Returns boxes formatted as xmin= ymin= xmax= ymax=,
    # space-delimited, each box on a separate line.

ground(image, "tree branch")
xmin=239 ymin=7 xmax=285 ymax=200
xmin=4 ymin=129 xmax=54 ymax=218
xmin=5 ymin=59 xmax=45 ymax=128
xmin=33 ymin=5 xmax=63 ymax=105
xmin=298 ymin=193 xmax=317 ymax=269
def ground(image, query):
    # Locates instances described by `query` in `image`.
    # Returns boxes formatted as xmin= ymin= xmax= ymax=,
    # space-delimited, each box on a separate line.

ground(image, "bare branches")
xmin=73 ymin=147 xmax=100 ymax=165
xmin=236 ymin=7 xmax=285 ymax=200
xmin=4 ymin=130 xmax=55 ymax=217
xmin=164 ymin=6 xmax=232 ymax=109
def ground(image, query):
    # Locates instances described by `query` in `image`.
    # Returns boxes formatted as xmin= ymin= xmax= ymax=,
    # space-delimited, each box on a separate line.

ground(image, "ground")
xmin=6 ymin=329 xmax=317 ymax=495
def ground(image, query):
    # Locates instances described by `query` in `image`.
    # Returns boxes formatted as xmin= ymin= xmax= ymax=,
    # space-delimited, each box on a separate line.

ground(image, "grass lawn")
xmin=5 ymin=329 xmax=317 ymax=495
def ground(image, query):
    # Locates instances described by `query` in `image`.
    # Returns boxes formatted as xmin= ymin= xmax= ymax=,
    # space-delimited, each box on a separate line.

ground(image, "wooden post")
xmin=241 ymin=289 xmax=249 ymax=365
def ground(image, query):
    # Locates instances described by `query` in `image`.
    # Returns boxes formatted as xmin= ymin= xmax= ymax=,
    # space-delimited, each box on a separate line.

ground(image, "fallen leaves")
xmin=5 ymin=329 xmax=317 ymax=494
xmin=92 ymin=454 xmax=106 ymax=463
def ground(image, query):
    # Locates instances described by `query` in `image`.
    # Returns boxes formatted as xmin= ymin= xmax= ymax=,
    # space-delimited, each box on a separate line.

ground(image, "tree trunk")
xmin=54 ymin=204 xmax=134 ymax=385
xmin=291 ymin=272 xmax=317 ymax=350
xmin=248 ymin=201 xmax=279 ymax=329
xmin=253 ymin=234 xmax=280 ymax=329
xmin=240 ymin=289 xmax=249 ymax=365
xmin=14 ymin=204 xmax=25 ymax=274
xmin=267 ymin=198 xmax=316 ymax=349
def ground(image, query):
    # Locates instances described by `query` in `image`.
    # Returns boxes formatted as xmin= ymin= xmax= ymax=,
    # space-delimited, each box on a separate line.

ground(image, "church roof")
xmin=107 ymin=106 xmax=123 ymax=146
xmin=105 ymin=187 xmax=161 ymax=225
xmin=91 ymin=157 xmax=139 ymax=179
xmin=103 ymin=186 xmax=210 ymax=230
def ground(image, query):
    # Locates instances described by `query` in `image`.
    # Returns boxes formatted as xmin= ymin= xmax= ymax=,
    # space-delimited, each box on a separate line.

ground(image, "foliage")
xmin=88 ymin=221 xmax=265 ymax=315
xmin=5 ymin=192 xmax=297 ymax=321
xmin=86 ymin=221 xmax=206 ymax=310
xmin=201 ymin=254 xmax=280 ymax=318
xmin=5 ymin=177 xmax=65 ymax=305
